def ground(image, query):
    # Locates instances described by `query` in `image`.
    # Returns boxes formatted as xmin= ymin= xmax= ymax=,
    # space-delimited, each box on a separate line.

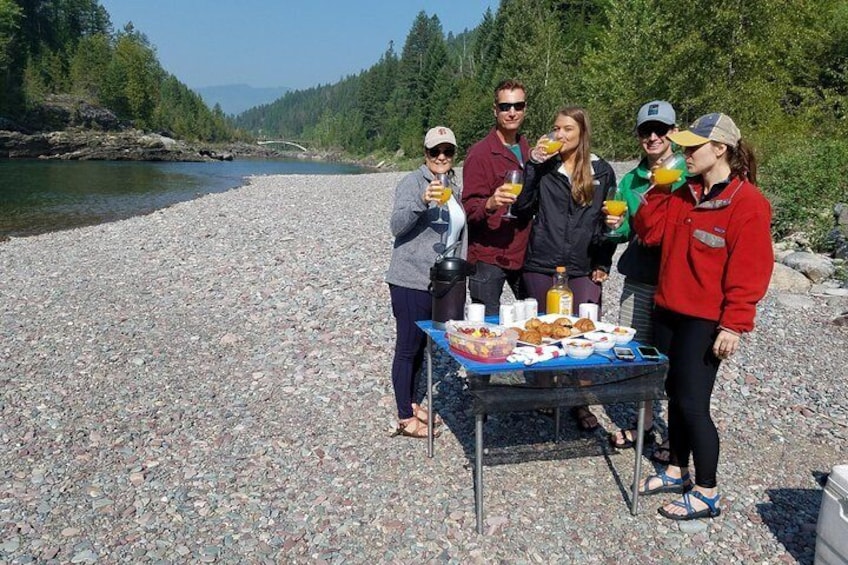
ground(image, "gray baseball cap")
xmin=636 ymin=100 xmax=676 ymax=127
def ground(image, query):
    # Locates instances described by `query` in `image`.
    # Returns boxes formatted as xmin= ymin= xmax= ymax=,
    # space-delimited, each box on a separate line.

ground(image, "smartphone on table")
xmin=613 ymin=346 xmax=635 ymax=361
xmin=637 ymin=346 xmax=662 ymax=361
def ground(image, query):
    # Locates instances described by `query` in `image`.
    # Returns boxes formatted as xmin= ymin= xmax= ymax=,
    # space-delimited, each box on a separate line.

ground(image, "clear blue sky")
xmin=98 ymin=0 xmax=499 ymax=90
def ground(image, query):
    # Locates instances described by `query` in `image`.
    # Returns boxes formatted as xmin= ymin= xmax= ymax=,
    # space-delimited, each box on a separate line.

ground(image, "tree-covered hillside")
xmin=0 ymin=0 xmax=244 ymax=142
xmin=235 ymin=0 xmax=848 ymax=160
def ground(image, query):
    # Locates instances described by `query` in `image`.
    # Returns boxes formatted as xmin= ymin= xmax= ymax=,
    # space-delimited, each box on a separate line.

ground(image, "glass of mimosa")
xmin=651 ymin=153 xmax=686 ymax=186
xmin=432 ymin=173 xmax=451 ymax=225
xmin=541 ymin=132 xmax=563 ymax=155
xmin=502 ymin=169 xmax=523 ymax=219
xmin=603 ymin=185 xmax=626 ymax=236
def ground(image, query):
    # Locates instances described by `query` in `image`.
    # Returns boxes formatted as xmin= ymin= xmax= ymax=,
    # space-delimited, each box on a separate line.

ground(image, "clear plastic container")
xmin=445 ymin=321 xmax=519 ymax=363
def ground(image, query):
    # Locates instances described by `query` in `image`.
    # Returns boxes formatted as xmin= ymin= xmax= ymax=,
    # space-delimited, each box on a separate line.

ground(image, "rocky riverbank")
xmin=1 ymin=169 xmax=846 ymax=563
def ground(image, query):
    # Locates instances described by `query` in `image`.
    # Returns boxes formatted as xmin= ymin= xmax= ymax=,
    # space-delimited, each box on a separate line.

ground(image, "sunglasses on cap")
xmin=427 ymin=146 xmax=456 ymax=158
xmin=496 ymin=101 xmax=526 ymax=112
xmin=637 ymin=123 xmax=672 ymax=138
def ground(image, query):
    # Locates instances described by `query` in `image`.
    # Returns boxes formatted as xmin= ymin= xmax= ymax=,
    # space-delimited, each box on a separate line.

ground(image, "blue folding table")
xmin=416 ymin=319 xmax=668 ymax=534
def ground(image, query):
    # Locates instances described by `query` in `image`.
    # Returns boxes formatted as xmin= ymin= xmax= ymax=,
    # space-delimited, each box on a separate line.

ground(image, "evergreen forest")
xmin=236 ymin=0 xmax=848 ymax=158
xmin=235 ymin=0 xmax=848 ymax=248
xmin=0 ymin=0 xmax=242 ymax=141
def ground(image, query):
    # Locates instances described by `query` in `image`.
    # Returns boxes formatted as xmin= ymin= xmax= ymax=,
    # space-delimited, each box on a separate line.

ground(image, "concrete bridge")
xmin=257 ymin=140 xmax=308 ymax=152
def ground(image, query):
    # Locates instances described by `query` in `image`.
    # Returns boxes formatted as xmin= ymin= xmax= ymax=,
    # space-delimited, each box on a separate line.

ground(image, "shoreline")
xmin=1 ymin=170 xmax=845 ymax=562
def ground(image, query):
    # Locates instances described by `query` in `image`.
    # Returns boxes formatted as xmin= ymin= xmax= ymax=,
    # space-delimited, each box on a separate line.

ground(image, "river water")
xmin=0 ymin=158 xmax=366 ymax=238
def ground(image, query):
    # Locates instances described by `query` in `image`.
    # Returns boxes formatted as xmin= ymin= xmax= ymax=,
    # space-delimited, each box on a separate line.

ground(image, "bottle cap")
xmin=556 ymin=266 xmax=565 ymax=273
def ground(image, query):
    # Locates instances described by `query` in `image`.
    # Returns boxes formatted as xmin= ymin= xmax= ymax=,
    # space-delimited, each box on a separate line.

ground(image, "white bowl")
xmin=608 ymin=326 xmax=637 ymax=345
xmin=564 ymin=338 xmax=594 ymax=359
xmin=583 ymin=331 xmax=617 ymax=351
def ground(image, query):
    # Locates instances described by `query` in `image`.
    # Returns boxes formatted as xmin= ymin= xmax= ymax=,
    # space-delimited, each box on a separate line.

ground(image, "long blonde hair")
xmin=557 ymin=106 xmax=594 ymax=206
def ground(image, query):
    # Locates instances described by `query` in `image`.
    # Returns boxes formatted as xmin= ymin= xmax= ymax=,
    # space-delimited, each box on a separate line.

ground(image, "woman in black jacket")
xmin=513 ymin=106 xmax=617 ymax=430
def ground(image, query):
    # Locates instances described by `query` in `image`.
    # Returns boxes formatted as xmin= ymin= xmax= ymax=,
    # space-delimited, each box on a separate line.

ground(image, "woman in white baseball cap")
xmin=385 ymin=126 xmax=467 ymax=438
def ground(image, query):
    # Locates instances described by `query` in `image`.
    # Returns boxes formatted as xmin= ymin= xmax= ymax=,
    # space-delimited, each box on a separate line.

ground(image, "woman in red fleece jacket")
xmin=633 ymin=113 xmax=773 ymax=521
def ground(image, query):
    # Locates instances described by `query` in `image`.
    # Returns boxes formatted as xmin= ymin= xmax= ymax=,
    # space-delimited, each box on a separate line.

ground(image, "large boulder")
xmin=769 ymin=262 xmax=813 ymax=293
xmin=781 ymin=251 xmax=835 ymax=283
xmin=23 ymin=94 xmax=122 ymax=132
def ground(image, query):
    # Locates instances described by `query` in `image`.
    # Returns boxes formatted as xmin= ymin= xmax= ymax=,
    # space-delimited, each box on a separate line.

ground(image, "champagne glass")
xmin=431 ymin=173 xmax=451 ymax=225
xmin=651 ymin=153 xmax=686 ymax=186
xmin=541 ymin=131 xmax=563 ymax=155
xmin=603 ymin=185 xmax=626 ymax=237
xmin=502 ymin=169 xmax=523 ymax=220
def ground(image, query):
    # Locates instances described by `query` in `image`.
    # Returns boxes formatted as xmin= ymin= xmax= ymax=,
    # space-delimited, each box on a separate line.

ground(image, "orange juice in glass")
xmin=604 ymin=199 xmax=627 ymax=217
xmin=542 ymin=132 xmax=563 ymax=154
xmin=604 ymin=185 xmax=625 ymax=237
xmin=652 ymin=153 xmax=686 ymax=186
xmin=432 ymin=173 xmax=451 ymax=225
xmin=502 ymin=170 xmax=523 ymax=219
xmin=652 ymin=167 xmax=682 ymax=185
xmin=437 ymin=186 xmax=453 ymax=205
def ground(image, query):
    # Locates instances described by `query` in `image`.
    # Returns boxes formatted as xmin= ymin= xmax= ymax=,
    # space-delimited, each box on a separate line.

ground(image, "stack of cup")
xmin=499 ymin=304 xmax=515 ymax=326
xmin=513 ymin=300 xmax=526 ymax=322
xmin=525 ymin=298 xmax=538 ymax=319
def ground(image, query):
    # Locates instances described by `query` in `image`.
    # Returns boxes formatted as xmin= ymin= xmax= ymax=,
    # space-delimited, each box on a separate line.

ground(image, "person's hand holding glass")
xmin=426 ymin=173 xmax=452 ymax=225
xmin=602 ymin=185 xmax=626 ymax=236
xmin=501 ymin=169 xmax=524 ymax=219
xmin=530 ymin=131 xmax=563 ymax=163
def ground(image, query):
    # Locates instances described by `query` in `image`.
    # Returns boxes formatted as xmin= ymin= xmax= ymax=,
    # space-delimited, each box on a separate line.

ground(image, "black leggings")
xmin=653 ymin=307 xmax=722 ymax=488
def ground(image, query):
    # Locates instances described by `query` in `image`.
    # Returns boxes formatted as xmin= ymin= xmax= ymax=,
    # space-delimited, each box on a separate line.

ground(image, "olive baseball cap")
xmin=669 ymin=113 xmax=741 ymax=147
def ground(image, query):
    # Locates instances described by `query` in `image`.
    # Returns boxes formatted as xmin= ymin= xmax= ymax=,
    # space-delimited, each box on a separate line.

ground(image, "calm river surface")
xmin=0 ymin=158 xmax=366 ymax=238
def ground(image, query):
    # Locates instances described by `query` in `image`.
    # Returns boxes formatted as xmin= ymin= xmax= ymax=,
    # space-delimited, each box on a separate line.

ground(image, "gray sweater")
xmin=385 ymin=165 xmax=468 ymax=291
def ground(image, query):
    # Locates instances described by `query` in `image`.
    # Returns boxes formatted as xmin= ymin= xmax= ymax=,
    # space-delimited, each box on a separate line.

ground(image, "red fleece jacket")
xmin=633 ymin=176 xmax=774 ymax=333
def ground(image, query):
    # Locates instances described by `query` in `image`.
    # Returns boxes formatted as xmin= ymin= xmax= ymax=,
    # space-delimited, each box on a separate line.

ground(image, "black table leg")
xmin=475 ymin=412 xmax=484 ymax=534
xmin=631 ymin=401 xmax=647 ymax=515
xmin=426 ymin=336 xmax=434 ymax=458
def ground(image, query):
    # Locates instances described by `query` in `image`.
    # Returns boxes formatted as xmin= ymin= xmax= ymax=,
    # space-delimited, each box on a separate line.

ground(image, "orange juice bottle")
xmin=545 ymin=266 xmax=573 ymax=315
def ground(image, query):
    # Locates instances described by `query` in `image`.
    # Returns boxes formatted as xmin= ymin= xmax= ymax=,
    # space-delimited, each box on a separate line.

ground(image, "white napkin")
xmin=507 ymin=344 xmax=564 ymax=366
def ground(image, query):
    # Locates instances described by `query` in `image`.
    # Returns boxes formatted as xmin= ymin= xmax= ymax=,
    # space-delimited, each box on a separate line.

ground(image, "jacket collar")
xmin=689 ymin=176 xmax=745 ymax=209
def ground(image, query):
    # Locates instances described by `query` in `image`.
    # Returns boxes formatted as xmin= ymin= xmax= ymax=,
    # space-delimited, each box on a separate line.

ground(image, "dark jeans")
xmin=468 ymin=261 xmax=527 ymax=316
xmin=389 ymin=284 xmax=431 ymax=420
xmin=653 ymin=306 xmax=722 ymax=488
xmin=523 ymin=271 xmax=603 ymax=317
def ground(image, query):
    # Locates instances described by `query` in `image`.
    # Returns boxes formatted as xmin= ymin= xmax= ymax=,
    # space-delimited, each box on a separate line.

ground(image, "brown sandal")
xmin=412 ymin=403 xmax=443 ymax=427
xmin=393 ymin=417 xmax=440 ymax=439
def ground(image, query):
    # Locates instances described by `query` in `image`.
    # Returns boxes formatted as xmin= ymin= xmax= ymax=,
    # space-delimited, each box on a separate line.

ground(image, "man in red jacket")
xmin=461 ymin=79 xmax=533 ymax=315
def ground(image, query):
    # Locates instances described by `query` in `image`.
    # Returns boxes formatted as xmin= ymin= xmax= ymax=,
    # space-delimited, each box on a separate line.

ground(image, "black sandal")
xmin=650 ymin=439 xmax=671 ymax=463
xmin=609 ymin=425 xmax=655 ymax=449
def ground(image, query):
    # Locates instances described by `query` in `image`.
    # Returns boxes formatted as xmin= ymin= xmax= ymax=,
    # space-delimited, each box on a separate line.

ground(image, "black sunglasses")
xmin=427 ymin=146 xmax=456 ymax=158
xmin=496 ymin=101 xmax=527 ymax=112
xmin=637 ymin=123 xmax=672 ymax=138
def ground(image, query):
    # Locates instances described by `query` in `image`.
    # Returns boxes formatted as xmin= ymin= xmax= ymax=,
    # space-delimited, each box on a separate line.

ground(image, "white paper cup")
xmin=512 ymin=300 xmax=526 ymax=321
xmin=578 ymin=303 xmax=599 ymax=321
xmin=499 ymin=304 xmax=515 ymax=326
xmin=524 ymin=298 xmax=538 ymax=319
xmin=465 ymin=302 xmax=486 ymax=322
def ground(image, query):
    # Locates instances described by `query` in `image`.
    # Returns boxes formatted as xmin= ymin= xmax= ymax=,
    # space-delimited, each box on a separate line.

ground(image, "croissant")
xmin=519 ymin=329 xmax=543 ymax=344
xmin=573 ymin=317 xmax=596 ymax=332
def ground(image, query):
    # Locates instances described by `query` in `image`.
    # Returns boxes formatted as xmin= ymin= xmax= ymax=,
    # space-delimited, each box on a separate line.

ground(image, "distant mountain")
xmin=195 ymin=84 xmax=291 ymax=116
